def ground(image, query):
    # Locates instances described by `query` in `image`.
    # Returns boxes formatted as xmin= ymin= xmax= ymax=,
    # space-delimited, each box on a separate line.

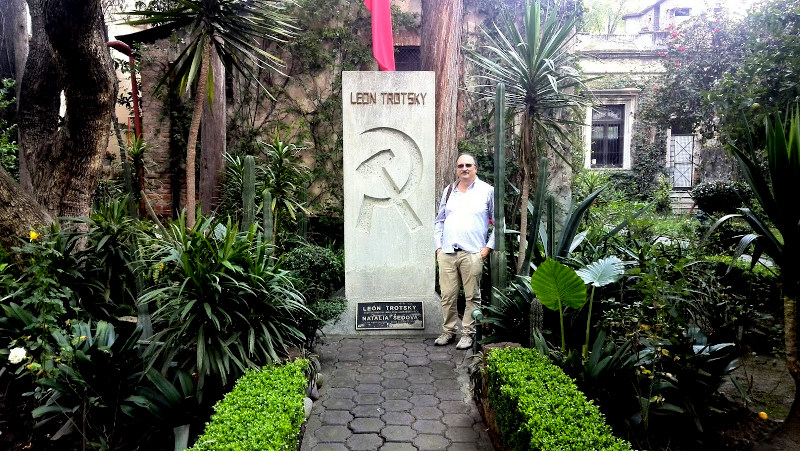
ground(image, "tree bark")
xmin=0 ymin=166 xmax=51 ymax=250
xmin=200 ymin=49 xmax=226 ymax=215
xmin=184 ymin=41 xmax=211 ymax=227
xmin=0 ymin=0 xmax=27 ymax=85
xmin=17 ymin=0 xmax=116 ymax=219
xmin=421 ymin=0 xmax=463 ymax=196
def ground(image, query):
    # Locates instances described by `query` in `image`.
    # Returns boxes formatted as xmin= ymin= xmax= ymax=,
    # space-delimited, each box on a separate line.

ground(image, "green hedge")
xmin=487 ymin=348 xmax=630 ymax=451
xmin=191 ymin=359 xmax=308 ymax=451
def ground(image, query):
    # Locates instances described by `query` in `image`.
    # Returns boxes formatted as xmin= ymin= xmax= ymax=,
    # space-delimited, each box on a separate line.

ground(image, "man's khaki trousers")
xmin=437 ymin=250 xmax=482 ymax=336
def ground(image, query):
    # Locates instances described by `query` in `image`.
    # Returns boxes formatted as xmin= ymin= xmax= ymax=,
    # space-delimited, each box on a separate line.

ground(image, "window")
xmin=582 ymin=90 xmax=638 ymax=170
xmin=395 ymin=46 xmax=420 ymax=71
xmin=590 ymin=105 xmax=624 ymax=168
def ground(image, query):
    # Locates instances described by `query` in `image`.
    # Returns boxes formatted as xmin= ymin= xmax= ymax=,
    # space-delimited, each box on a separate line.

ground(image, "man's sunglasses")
xmin=457 ymin=164 xmax=474 ymax=169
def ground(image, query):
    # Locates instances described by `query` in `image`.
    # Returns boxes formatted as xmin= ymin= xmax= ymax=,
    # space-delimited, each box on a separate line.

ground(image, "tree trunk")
xmin=184 ymin=42 xmax=211 ymax=227
xmin=421 ymin=0 xmax=463 ymax=196
xmin=0 ymin=0 xmax=27 ymax=85
xmin=17 ymin=0 xmax=116 ymax=219
xmin=516 ymin=110 xmax=536 ymax=274
xmin=200 ymin=49 xmax=226 ymax=215
xmin=0 ymin=167 xmax=51 ymax=250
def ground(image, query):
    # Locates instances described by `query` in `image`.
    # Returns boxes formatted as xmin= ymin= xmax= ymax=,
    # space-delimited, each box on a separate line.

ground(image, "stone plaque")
xmin=326 ymin=70 xmax=440 ymax=336
xmin=356 ymin=301 xmax=424 ymax=330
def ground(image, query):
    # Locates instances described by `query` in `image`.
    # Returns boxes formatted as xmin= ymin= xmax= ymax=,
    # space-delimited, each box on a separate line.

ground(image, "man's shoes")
xmin=434 ymin=333 xmax=455 ymax=346
xmin=456 ymin=335 xmax=474 ymax=350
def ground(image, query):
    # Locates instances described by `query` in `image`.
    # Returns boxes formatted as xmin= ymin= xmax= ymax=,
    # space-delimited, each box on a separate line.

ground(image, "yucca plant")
xmin=466 ymin=0 xmax=594 ymax=273
xmin=708 ymin=107 xmax=800 ymax=438
xmin=140 ymin=213 xmax=309 ymax=390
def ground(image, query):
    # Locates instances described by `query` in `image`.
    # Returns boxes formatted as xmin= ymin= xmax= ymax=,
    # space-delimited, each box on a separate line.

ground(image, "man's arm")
xmin=433 ymin=188 xmax=448 ymax=251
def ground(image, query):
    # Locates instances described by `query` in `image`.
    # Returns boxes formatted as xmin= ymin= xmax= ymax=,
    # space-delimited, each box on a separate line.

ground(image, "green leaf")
xmin=530 ymin=258 xmax=586 ymax=310
xmin=576 ymin=256 xmax=625 ymax=287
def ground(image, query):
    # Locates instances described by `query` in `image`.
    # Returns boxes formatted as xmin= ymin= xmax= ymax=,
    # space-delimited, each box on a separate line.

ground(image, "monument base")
xmin=323 ymin=294 xmax=442 ymax=336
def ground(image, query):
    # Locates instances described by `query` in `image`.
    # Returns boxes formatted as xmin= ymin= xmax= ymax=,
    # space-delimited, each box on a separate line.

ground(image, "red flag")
xmin=364 ymin=0 xmax=395 ymax=71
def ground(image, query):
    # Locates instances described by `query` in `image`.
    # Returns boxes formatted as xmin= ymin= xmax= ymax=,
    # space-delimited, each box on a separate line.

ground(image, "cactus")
xmin=242 ymin=155 xmax=256 ymax=231
xmin=490 ymin=83 xmax=507 ymax=308
xmin=262 ymin=189 xmax=274 ymax=254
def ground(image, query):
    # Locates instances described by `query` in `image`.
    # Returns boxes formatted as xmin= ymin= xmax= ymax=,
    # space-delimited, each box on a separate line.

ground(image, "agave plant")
xmin=707 ymin=107 xmax=800 ymax=436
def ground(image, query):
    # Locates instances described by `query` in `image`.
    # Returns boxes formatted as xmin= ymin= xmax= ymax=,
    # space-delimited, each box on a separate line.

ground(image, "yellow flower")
xmin=759 ymin=411 xmax=768 ymax=420
xmin=29 ymin=230 xmax=39 ymax=240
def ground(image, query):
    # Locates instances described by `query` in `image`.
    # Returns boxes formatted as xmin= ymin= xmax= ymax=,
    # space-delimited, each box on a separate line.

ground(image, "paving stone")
xmin=412 ymin=419 xmax=446 ymax=434
xmin=410 ymin=406 xmax=443 ymax=420
xmin=354 ymin=393 xmax=384 ymax=404
xmin=404 ymin=348 xmax=429 ymax=357
xmin=382 ymin=346 xmax=406 ymax=354
xmin=445 ymin=426 xmax=479 ymax=442
xmin=407 ymin=384 xmax=436 ymax=395
xmin=315 ymin=425 xmax=352 ymax=442
xmin=382 ymin=370 xmax=410 ymax=379
xmin=348 ymin=433 xmax=385 ymax=450
xmin=405 ymin=356 xmax=431 ymax=366
xmin=447 ymin=443 xmax=485 ymax=451
xmin=382 ymin=353 xmax=405 ymax=362
xmin=382 ymin=411 xmax=415 ymax=425
xmin=433 ymin=379 xmax=454 ymax=390
xmin=350 ymin=417 xmax=385 ymax=433
xmin=320 ymin=410 xmax=354 ymax=425
xmin=339 ymin=353 xmax=363 ymax=361
xmin=352 ymin=405 xmax=384 ymax=418
xmin=328 ymin=387 xmax=358 ymax=399
xmin=439 ymin=400 xmax=473 ymax=414
xmin=382 ymin=361 xmax=409 ymax=371
xmin=436 ymin=389 xmax=464 ymax=401
xmin=429 ymin=361 xmax=455 ymax=371
xmin=383 ymin=339 xmax=407 ymax=346
xmin=413 ymin=434 xmax=451 ymax=450
xmin=355 ymin=383 xmax=383 ymax=394
xmin=358 ymin=365 xmax=385 ymax=374
xmin=381 ymin=378 xmax=410 ymax=389
xmin=441 ymin=413 xmax=474 ymax=427
xmin=380 ymin=442 xmax=418 ymax=451
xmin=309 ymin=444 xmax=348 ymax=451
xmin=405 ymin=366 xmax=431 ymax=375
xmin=431 ymin=368 xmax=456 ymax=379
xmin=407 ymin=374 xmax=435 ymax=384
xmin=381 ymin=399 xmax=413 ymax=411
xmin=381 ymin=425 xmax=418 ymax=441
xmin=358 ymin=373 xmax=384 ymax=384
xmin=328 ymin=377 xmax=358 ymax=388
xmin=382 ymin=388 xmax=412 ymax=399
xmin=428 ymin=352 xmax=454 ymax=361
xmin=409 ymin=394 xmax=439 ymax=407
xmin=361 ymin=358 xmax=385 ymax=366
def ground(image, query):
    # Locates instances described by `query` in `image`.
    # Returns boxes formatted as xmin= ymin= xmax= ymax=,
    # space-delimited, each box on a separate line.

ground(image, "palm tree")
xmin=466 ymin=0 xmax=593 ymax=274
xmin=125 ymin=0 xmax=296 ymax=227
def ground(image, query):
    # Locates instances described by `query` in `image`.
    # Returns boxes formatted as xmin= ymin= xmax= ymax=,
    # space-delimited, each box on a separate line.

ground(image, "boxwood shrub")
xmin=486 ymin=347 xmax=630 ymax=451
xmin=191 ymin=359 xmax=308 ymax=451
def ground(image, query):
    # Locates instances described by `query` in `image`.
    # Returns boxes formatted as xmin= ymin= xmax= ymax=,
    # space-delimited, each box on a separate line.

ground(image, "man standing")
xmin=434 ymin=153 xmax=494 ymax=350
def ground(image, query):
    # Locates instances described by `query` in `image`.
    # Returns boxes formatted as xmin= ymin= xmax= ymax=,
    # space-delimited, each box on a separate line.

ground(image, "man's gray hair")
xmin=457 ymin=153 xmax=477 ymax=166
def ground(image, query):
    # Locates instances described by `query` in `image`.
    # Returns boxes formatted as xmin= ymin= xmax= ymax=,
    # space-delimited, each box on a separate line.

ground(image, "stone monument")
xmin=327 ymin=71 xmax=438 ymax=336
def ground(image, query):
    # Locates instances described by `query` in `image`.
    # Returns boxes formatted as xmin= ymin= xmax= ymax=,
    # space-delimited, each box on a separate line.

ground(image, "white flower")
xmin=8 ymin=347 xmax=26 ymax=364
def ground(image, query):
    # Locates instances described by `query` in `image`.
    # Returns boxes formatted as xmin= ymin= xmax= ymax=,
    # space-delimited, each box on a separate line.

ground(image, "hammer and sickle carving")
xmin=356 ymin=127 xmax=423 ymax=233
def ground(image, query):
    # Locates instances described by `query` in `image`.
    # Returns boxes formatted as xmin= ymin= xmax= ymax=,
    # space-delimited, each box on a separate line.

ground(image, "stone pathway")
xmin=300 ymin=336 xmax=495 ymax=451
